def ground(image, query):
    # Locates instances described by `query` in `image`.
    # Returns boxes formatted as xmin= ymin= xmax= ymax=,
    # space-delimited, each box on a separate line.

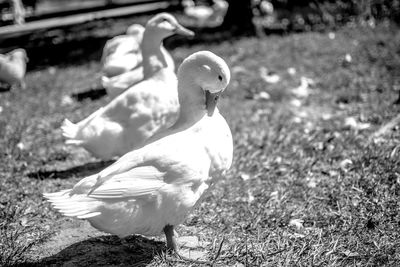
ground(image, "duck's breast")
xmin=203 ymin=113 xmax=233 ymax=178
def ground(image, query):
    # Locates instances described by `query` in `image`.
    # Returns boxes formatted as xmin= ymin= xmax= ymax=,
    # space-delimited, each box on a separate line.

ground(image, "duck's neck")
xmin=141 ymin=31 xmax=168 ymax=78
xmin=173 ymin=76 xmax=207 ymax=128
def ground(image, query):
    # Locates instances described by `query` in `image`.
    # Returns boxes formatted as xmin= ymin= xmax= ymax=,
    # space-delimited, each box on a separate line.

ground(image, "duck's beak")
xmin=174 ymin=25 xmax=195 ymax=37
xmin=205 ymin=91 xmax=220 ymax=117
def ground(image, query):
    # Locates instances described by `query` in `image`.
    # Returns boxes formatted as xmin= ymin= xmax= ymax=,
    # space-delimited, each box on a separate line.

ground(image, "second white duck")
xmin=62 ymin=13 xmax=194 ymax=160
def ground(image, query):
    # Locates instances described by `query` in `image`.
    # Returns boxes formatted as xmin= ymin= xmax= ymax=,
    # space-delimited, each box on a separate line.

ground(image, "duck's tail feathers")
xmin=61 ymin=118 xmax=78 ymax=138
xmin=101 ymin=76 xmax=110 ymax=89
xmin=44 ymin=190 xmax=101 ymax=219
xmin=61 ymin=119 xmax=84 ymax=145
xmin=65 ymin=139 xmax=85 ymax=145
xmin=101 ymin=75 xmax=111 ymax=90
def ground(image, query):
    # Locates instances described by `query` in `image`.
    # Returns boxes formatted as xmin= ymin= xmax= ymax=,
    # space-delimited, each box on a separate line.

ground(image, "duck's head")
xmin=178 ymin=51 xmax=230 ymax=117
xmin=126 ymin=24 xmax=145 ymax=36
xmin=145 ymin=13 xmax=194 ymax=39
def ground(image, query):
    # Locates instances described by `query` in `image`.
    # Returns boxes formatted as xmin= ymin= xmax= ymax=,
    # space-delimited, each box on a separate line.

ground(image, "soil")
xmin=29 ymin=221 xmax=208 ymax=266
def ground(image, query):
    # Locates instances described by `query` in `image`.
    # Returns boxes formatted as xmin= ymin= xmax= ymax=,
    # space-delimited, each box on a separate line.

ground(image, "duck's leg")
xmin=163 ymin=224 xmax=178 ymax=252
xmin=163 ymin=224 xmax=211 ymax=264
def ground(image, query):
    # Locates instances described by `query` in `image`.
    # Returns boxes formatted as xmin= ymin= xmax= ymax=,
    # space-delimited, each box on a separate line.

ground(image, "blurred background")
xmin=1 ymin=0 xmax=399 ymax=68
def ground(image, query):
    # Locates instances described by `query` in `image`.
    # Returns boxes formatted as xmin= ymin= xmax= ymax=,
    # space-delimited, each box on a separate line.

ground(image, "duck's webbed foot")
xmin=163 ymin=224 xmax=211 ymax=264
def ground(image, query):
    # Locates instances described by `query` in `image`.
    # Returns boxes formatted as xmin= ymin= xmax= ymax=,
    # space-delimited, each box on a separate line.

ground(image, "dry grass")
xmin=0 ymin=19 xmax=399 ymax=266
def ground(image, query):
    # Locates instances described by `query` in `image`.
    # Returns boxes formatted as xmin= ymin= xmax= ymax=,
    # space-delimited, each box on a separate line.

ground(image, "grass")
xmin=1 ymin=18 xmax=400 ymax=266
xmin=0 ymin=205 xmax=49 ymax=267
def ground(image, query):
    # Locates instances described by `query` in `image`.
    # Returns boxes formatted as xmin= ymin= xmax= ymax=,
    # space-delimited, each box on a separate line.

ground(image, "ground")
xmin=1 ymin=18 xmax=400 ymax=266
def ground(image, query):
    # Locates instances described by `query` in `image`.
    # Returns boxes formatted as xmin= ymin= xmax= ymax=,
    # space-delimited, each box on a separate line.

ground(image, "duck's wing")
xmin=87 ymin=137 xmax=209 ymax=198
xmin=102 ymin=66 xmax=144 ymax=93
xmin=101 ymin=77 xmax=165 ymax=125
xmin=86 ymin=144 xmax=157 ymax=194
xmin=45 ymin=165 xmax=167 ymax=219
xmin=0 ymin=54 xmax=9 ymax=64
xmin=88 ymin=165 xmax=166 ymax=199
xmin=102 ymin=36 xmax=130 ymax=63
xmin=103 ymin=36 xmax=140 ymax=61
xmin=100 ymin=71 xmax=177 ymax=138
xmin=96 ymin=148 xmax=146 ymax=183
xmin=102 ymin=37 xmax=121 ymax=62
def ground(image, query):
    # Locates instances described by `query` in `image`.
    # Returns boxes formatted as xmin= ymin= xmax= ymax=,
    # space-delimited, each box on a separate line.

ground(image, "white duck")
xmin=0 ymin=48 xmax=28 ymax=89
xmin=11 ymin=0 xmax=26 ymax=25
xmin=101 ymin=24 xmax=145 ymax=78
xmin=101 ymin=66 xmax=144 ymax=98
xmin=45 ymin=51 xmax=233 ymax=254
xmin=101 ymin=13 xmax=194 ymax=98
xmin=183 ymin=0 xmax=229 ymax=27
xmin=61 ymin=13 xmax=194 ymax=160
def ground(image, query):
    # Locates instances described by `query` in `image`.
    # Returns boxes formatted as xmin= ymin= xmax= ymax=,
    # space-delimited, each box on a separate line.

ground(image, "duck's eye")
xmin=218 ymin=75 xmax=223 ymax=81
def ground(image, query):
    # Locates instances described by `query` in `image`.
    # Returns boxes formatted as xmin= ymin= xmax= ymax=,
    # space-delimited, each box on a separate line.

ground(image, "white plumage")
xmin=61 ymin=13 xmax=194 ymax=159
xmin=0 ymin=48 xmax=28 ymax=89
xmin=45 ymin=51 xmax=233 ymax=252
xmin=101 ymin=14 xmax=193 ymax=98
xmin=101 ymin=24 xmax=145 ymax=79
xmin=101 ymin=67 xmax=144 ymax=98
xmin=183 ymin=0 xmax=229 ymax=27
xmin=10 ymin=0 xmax=26 ymax=25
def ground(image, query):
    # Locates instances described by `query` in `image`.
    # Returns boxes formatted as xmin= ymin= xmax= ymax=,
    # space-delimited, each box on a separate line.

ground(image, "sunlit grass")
xmin=0 ymin=21 xmax=399 ymax=266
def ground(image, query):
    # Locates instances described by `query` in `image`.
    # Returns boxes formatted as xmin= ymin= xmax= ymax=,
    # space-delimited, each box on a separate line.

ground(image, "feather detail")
xmin=62 ymin=107 xmax=105 ymax=144
xmin=61 ymin=119 xmax=79 ymax=140
xmin=88 ymin=165 xmax=163 ymax=196
xmin=44 ymin=189 xmax=101 ymax=219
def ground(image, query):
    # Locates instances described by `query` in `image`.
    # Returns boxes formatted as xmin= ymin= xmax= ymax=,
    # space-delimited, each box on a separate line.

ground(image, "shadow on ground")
xmin=71 ymin=86 xmax=107 ymax=101
xmin=32 ymin=235 xmax=165 ymax=267
xmin=27 ymin=160 xmax=115 ymax=180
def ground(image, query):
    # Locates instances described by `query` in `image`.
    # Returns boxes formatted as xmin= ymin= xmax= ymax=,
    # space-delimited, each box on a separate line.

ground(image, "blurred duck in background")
xmin=61 ymin=13 xmax=194 ymax=160
xmin=258 ymin=0 xmax=274 ymax=16
xmin=182 ymin=0 xmax=228 ymax=27
xmin=101 ymin=13 xmax=194 ymax=98
xmin=10 ymin=0 xmax=26 ymax=25
xmin=101 ymin=24 xmax=145 ymax=78
xmin=45 ymin=50 xmax=233 ymax=255
xmin=0 ymin=48 xmax=28 ymax=90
